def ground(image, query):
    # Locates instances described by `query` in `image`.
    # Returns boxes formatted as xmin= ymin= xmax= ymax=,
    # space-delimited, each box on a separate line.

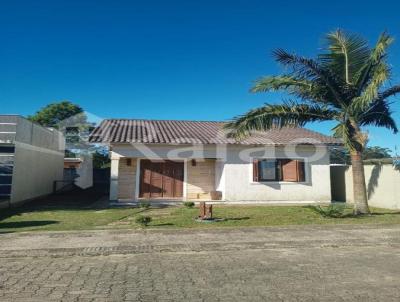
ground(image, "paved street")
xmin=1 ymin=225 xmax=400 ymax=301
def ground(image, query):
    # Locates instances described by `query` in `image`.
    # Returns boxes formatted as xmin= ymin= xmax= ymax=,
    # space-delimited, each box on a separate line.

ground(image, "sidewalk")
xmin=1 ymin=224 xmax=399 ymax=257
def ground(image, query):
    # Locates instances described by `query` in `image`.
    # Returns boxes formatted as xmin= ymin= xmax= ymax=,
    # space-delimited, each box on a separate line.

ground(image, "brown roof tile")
xmin=89 ymin=119 xmax=341 ymax=146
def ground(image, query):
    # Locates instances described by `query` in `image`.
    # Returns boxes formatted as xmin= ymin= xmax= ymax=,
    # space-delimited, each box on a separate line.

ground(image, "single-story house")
xmin=89 ymin=119 xmax=341 ymax=203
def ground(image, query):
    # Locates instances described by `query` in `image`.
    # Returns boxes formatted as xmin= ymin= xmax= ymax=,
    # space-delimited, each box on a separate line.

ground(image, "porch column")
xmin=110 ymin=158 xmax=119 ymax=201
xmin=215 ymin=159 xmax=226 ymax=200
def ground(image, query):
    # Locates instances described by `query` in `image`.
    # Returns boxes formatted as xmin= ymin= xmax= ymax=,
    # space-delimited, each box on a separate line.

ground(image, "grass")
xmin=0 ymin=189 xmax=144 ymax=233
xmin=1 ymin=189 xmax=400 ymax=233
xmin=146 ymin=205 xmax=400 ymax=229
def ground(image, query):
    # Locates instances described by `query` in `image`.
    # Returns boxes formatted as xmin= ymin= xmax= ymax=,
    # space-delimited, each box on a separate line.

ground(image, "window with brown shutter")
xmin=281 ymin=159 xmax=298 ymax=181
xmin=297 ymin=160 xmax=305 ymax=182
xmin=254 ymin=159 xmax=305 ymax=182
xmin=253 ymin=159 xmax=259 ymax=182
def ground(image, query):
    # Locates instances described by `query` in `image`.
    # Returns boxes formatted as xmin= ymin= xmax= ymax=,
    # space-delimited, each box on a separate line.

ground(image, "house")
xmin=0 ymin=115 xmax=65 ymax=208
xmin=63 ymin=155 xmax=93 ymax=190
xmin=89 ymin=119 xmax=341 ymax=203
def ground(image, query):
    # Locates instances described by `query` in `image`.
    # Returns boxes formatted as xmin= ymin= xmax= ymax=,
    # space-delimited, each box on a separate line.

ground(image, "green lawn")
xmin=146 ymin=205 xmax=400 ymax=229
xmin=0 ymin=189 xmax=145 ymax=233
xmin=1 ymin=189 xmax=400 ymax=233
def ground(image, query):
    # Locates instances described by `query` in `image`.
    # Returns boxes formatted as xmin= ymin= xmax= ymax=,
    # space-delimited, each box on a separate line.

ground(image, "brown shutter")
xmin=297 ymin=160 xmax=305 ymax=182
xmin=253 ymin=159 xmax=259 ymax=182
xmin=281 ymin=159 xmax=298 ymax=182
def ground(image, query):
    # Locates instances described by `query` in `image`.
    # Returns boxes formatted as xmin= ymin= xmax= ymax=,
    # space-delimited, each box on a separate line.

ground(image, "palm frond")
xmin=224 ymin=101 xmax=339 ymax=139
xmin=251 ymin=75 xmax=312 ymax=93
xmin=376 ymin=84 xmax=400 ymax=102
xmin=359 ymin=100 xmax=398 ymax=133
xmin=272 ymin=49 xmax=344 ymax=106
xmin=251 ymin=75 xmax=341 ymax=108
xmin=350 ymin=62 xmax=390 ymax=110
xmin=320 ymin=29 xmax=370 ymax=84
xmin=354 ymin=32 xmax=394 ymax=94
xmin=331 ymin=121 xmax=363 ymax=151
xmin=370 ymin=31 xmax=394 ymax=62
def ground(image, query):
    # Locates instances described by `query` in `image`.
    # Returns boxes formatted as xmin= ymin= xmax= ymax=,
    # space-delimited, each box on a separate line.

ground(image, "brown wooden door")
xmin=139 ymin=160 xmax=184 ymax=198
xmin=150 ymin=162 xmax=163 ymax=197
xmin=140 ymin=160 xmax=152 ymax=199
xmin=162 ymin=161 xmax=174 ymax=198
xmin=173 ymin=163 xmax=184 ymax=197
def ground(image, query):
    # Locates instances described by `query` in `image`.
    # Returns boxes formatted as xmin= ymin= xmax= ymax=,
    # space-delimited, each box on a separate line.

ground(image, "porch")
xmin=110 ymin=157 xmax=223 ymax=202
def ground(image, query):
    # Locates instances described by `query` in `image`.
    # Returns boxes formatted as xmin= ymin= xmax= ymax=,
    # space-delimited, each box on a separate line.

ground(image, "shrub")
xmin=139 ymin=201 xmax=151 ymax=209
xmin=135 ymin=215 xmax=152 ymax=226
xmin=309 ymin=204 xmax=346 ymax=218
xmin=183 ymin=201 xmax=195 ymax=208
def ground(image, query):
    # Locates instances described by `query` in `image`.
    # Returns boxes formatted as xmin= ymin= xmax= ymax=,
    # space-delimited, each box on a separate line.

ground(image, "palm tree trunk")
xmin=350 ymin=151 xmax=370 ymax=215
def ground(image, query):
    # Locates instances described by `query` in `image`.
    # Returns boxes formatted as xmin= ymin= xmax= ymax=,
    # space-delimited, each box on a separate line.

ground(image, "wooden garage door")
xmin=139 ymin=160 xmax=184 ymax=198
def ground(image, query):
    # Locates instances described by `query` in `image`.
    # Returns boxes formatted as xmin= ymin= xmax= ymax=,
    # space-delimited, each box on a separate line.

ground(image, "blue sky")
xmin=1 ymin=0 xmax=399 ymax=151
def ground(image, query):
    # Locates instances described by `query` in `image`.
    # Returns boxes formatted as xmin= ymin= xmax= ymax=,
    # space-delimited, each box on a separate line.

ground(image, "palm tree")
xmin=225 ymin=30 xmax=399 ymax=215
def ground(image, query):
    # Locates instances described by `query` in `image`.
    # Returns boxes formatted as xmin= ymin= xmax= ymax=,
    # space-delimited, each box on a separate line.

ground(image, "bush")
xmin=139 ymin=201 xmax=151 ymax=209
xmin=183 ymin=201 xmax=195 ymax=208
xmin=309 ymin=204 xmax=346 ymax=218
xmin=135 ymin=215 xmax=152 ymax=226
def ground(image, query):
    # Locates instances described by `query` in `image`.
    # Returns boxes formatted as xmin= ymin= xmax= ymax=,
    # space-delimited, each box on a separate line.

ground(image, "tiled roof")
xmin=89 ymin=119 xmax=341 ymax=146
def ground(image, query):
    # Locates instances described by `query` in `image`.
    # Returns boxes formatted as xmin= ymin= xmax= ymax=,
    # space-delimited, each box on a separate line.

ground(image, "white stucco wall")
xmin=335 ymin=164 xmax=400 ymax=209
xmin=74 ymin=154 xmax=93 ymax=189
xmin=9 ymin=117 xmax=65 ymax=205
xmin=222 ymin=146 xmax=331 ymax=202
xmin=110 ymin=143 xmax=331 ymax=202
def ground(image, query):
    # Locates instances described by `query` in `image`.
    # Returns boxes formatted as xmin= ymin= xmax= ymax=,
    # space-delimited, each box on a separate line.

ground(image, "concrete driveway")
xmin=1 ymin=224 xmax=400 ymax=301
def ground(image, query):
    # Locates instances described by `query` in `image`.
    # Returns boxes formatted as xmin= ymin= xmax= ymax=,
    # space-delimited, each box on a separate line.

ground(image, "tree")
xmin=330 ymin=147 xmax=351 ymax=164
xmin=92 ymin=150 xmax=110 ymax=169
xmin=331 ymin=145 xmax=392 ymax=164
xmin=225 ymin=30 xmax=399 ymax=215
xmin=65 ymin=150 xmax=77 ymax=158
xmin=28 ymin=101 xmax=83 ymax=128
xmin=363 ymin=146 xmax=391 ymax=159
xmin=28 ymin=101 xmax=96 ymax=157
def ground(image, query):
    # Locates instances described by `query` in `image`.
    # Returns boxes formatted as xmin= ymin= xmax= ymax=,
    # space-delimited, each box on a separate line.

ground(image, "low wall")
xmin=331 ymin=164 xmax=400 ymax=209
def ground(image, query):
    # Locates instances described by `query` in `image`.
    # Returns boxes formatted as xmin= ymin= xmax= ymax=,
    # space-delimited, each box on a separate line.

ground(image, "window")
xmin=253 ymin=159 xmax=305 ymax=182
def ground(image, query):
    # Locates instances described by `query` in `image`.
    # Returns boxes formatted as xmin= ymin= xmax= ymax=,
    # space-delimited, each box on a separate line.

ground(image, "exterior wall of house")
xmin=331 ymin=164 xmax=400 ymax=209
xmin=187 ymin=159 xmax=216 ymax=199
xmin=110 ymin=143 xmax=331 ymax=202
xmin=222 ymin=145 xmax=331 ymax=202
xmin=118 ymin=158 xmax=137 ymax=200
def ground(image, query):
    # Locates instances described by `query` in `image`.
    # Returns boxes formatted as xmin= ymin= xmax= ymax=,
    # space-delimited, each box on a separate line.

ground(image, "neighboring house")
xmin=90 ymin=119 xmax=341 ymax=203
xmin=0 ymin=115 xmax=65 ymax=208
xmin=63 ymin=155 xmax=93 ymax=189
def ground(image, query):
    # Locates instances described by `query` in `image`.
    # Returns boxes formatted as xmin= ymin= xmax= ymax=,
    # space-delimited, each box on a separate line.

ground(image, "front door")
xmin=139 ymin=160 xmax=184 ymax=198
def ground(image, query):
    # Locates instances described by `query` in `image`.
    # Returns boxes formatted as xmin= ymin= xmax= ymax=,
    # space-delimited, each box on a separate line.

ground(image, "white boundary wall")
xmin=332 ymin=164 xmax=400 ymax=210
